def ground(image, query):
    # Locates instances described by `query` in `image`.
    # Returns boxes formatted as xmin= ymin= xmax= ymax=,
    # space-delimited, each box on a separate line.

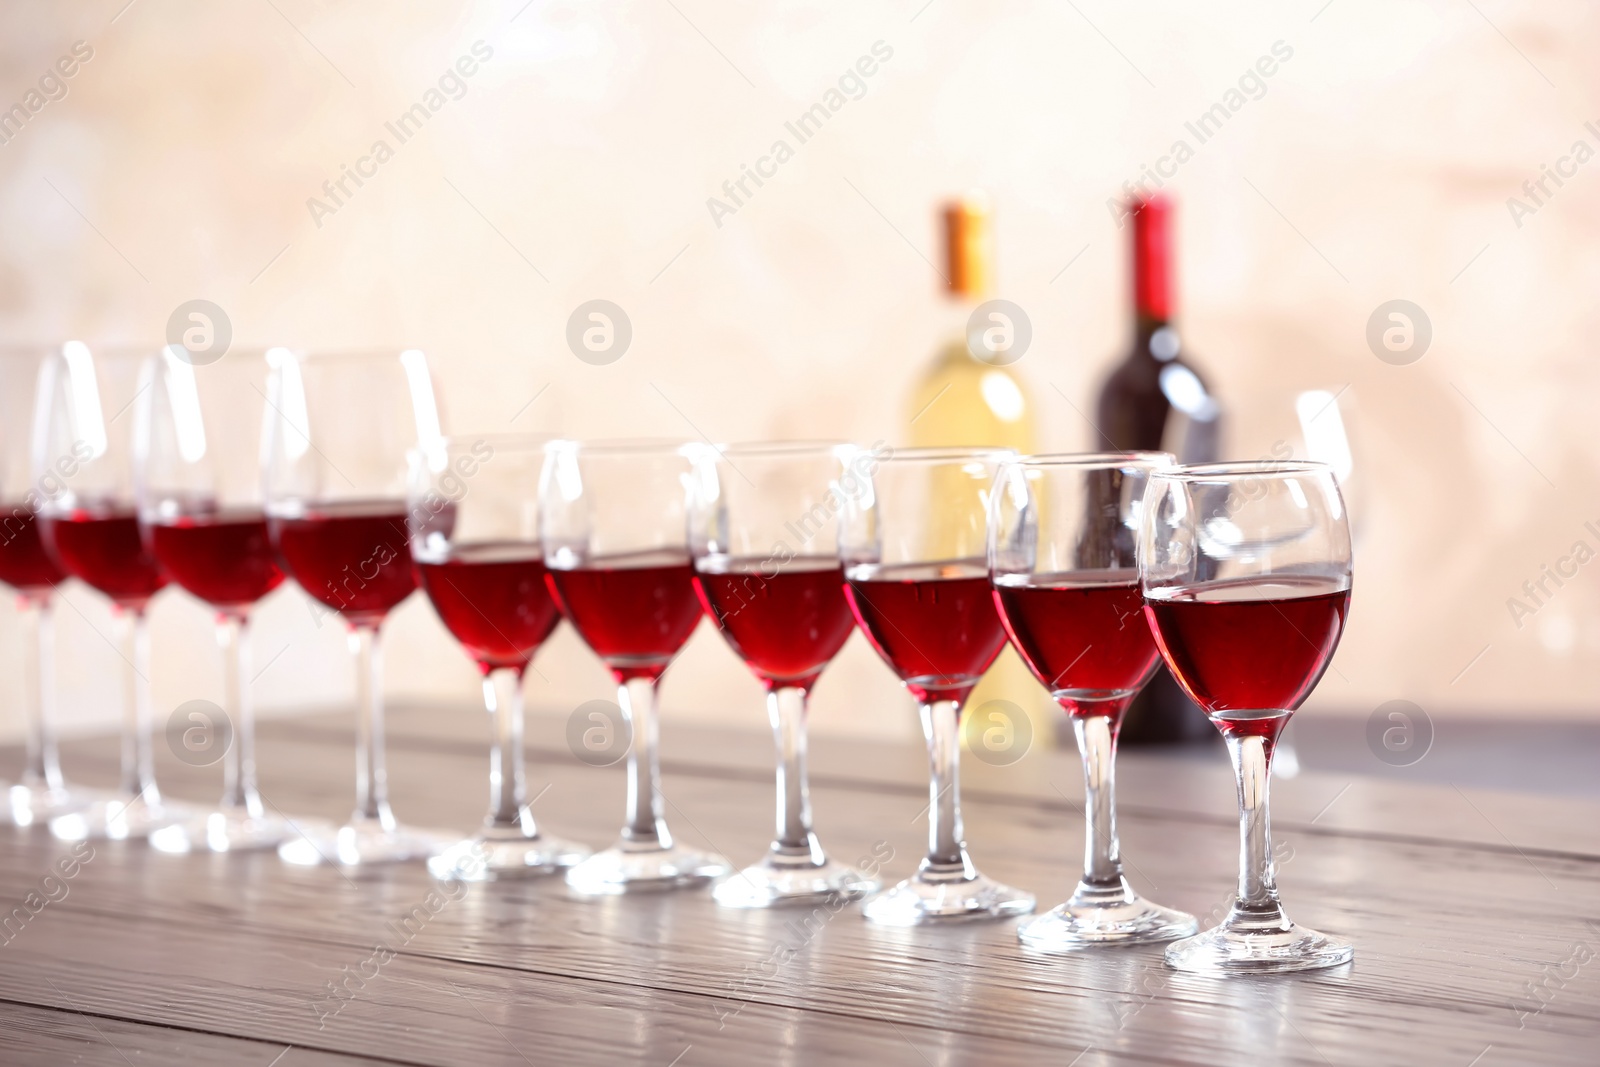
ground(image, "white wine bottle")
xmin=907 ymin=195 xmax=1036 ymax=453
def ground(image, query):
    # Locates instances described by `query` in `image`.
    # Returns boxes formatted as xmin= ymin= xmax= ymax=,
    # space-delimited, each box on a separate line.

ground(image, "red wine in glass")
xmin=1139 ymin=461 xmax=1354 ymax=974
xmin=842 ymin=447 xmax=1032 ymax=924
xmin=547 ymin=549 xmax=703 ymax=681
xmin=0 ymin=503 xmax=75 ymax=826
xmin=417 ymin=544 xmax=562 ymax=672
xmin=43 ymin=506 xmax=167 ymax=604
xmin=993 ymin=569 xmax=1160 ymax=715
xmin=1143 ymin=574 xmax=1350 ymax=744
xmin=0 ymin=506 xmax=67 ymax=593
xmin=687 ymin=442 xmax=877 ymax=910
xmin=138 ymin=505 xmax=289 ymax=853
xmin=33 ymin=346 xmax=188 ymax=842
xmin=844 ymin=561 xmax=1007 ymax=703
xmin=148 ymin=508 xmax=285 ymax=609
xmin=991 ymin=453 xmax=1194 ymax=950
xmin=271 ymin=500 xmax=416 ymax=622
xmin=543 ymin=439 xmax=730 ymax=895
xmin=409 ymin=435 xmax=590 ymax=882
xmin=263 ymin=347 xmax=451 ymax=868
xmin=694 ymin=556 xmax=853 ymax=689
xmin=3 ymin=348 xmax=83 ymax=824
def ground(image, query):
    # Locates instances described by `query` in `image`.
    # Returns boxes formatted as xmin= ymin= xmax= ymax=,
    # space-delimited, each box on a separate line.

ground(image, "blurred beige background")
xmin=1 ymin=0 xmax=1596 ymax=748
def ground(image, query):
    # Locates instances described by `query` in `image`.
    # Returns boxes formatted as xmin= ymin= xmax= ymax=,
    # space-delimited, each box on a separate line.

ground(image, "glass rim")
xmin=709 ymin=439 xmax=853 ymax=459
xmin=546 ymin=437 xmax=696 ymax=457
xmin=412 ymin=432 xmax=555 ymax=456
xmin=39 ymin=342 xmax=291 ymax=364
xmin=161 ymin=345 xmax=285 ymax=357
xmin=872 ymin=446 xmax=1015 ymax=465
xmin=276 ymin=347 xmax=428 ymax=361
xmin=1152 ymin=460 xmax=1335 ymax=481
xmin=1008 ymin=450 xmax=1174 ymax=470
xmin=57 ymin=341 xmax=163 ymax=361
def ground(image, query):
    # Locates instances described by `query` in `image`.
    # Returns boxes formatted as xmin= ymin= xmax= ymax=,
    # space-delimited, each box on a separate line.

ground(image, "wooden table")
xmin=1 ymin=702 xmax=1596 ymax=1065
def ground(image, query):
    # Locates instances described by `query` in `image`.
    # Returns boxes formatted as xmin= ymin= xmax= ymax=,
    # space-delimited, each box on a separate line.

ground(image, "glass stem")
xmin=1227 ymin=730 xmax=1285 ymax=919
xmin=619 ymin=675 xmax=670 ymax=849
xmin=483 ymin=666 xmax=535 ymax=837
xmin=349 ymin=624 xmax=395 ymax=830
xmin=217 ymin=611 xmax=263 ymax=818
xmin=20 ymin=594 xmax=63 ymax=792
xmin=114 ymin=604 xmax=161 ymax=806
xmin=1074 ymin=710 xmax=1125 ymax=888
xmin=768 ymin=685 xmax=821 ymax=864
xmin=920 ymin=698 xmax=969 ymax=872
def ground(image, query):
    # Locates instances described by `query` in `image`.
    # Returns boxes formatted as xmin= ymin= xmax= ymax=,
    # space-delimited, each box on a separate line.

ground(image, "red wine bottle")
xmin=1094 ymin=194 xmax=1222 ymax=745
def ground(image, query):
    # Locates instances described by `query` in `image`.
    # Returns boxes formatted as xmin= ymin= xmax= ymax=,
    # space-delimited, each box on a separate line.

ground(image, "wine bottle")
xmin=1095 ymin=193 xmax=1222 ymax=746
xmin=905 ymin=194 xmax=1049 ymax=750
xmin=907 ymin=195 xmax=1036 ymax=453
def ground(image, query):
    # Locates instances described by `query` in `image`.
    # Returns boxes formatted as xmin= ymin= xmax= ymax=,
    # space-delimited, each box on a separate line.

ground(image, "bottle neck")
xmin=940 ymin=291 xmax=981 ymax=347
xmin=1131 ymin=197 xmax=1175 ymax=324
xmin=1134 ymin=278 xmax=1172 ymax=324
xmin=1133 ymin=312 xmax=1180 ymax=364
xmin=1135 ymin=311 xmax=1172 ymax=338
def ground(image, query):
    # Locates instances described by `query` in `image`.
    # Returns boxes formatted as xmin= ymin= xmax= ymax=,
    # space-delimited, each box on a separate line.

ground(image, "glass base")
xmin=427 ymin=828 xmax=592 ymax=882
xmin=49 ymin=794 xmax=191 ymax=842
xmin=4 ymin=781 xmax=109 ymax=828
xmin=565 ymin=841 xmax=732 ymax=896
xmin=713 ymin=854 xmax=880 ymax=909
xmin=1165 ymin=911 xmax=1354 ymax=974
xmin=1019 ymin=881 xmax=1197 ymax=949
xmin=277 ymin=816 xmax=455 ymax=868
xmin=862 ymin=861 xmax=1035 ymax=926
xmin=148 ymin=808 xmax=298 ymax=854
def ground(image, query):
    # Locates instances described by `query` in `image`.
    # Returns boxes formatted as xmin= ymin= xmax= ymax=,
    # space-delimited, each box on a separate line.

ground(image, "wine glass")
xmin=263 ymin=348 xmax=453 ymax=867
xmin=839 ymin=446 xmax=1035 ymax=924
xmin=1274 ymin=387 xmax=1364 ymax=780
xmin=989 ymin=451 xmax=1197 ymax=948
xmin=1138 ymin=460 xmax=1353 ymax=973
xmin=686 ymin=442 xmax=879 ymax=908
xmin=408 ymin=433 xmax=591 ymax=880
xmin=0 ymin=346 xmax=107 ymax=826
xmin=136 ymin=346 xmax=299 ymax=853
xmin=540 ymin=440 xmax=730 ymax=895
xmin=34 ymin=343 xmax=191 ymax=841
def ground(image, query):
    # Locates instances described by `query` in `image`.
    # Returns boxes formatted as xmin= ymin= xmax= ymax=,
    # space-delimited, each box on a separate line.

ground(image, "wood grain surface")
xmin=0 ymin=700 xmax=1596 ymax=1066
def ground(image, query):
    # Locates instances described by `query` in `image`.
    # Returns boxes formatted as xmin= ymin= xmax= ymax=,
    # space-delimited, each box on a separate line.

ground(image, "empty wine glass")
xmin=264 ymin=348 xmax=453 ymax=867
xmin=687 ymin=442 xmax=879 ymax=908
xmin=0 ymin=346 xmax=107 ymax=826
xmin=35 ymin=343 xmax=191 ymax=841
xmin=990 ymin=451 xmax=1197 ymax=948
xmin=409 ymin=433 xmax=591 ymax=880
xmin=1139 ymin=460 xmax=1353 ymax=973
xmin=541 ymin=440 xmax=730 ymax=895
xmin=138 ymin=346 xmax=299 ymax=853
xmin=840 ymin=446 xmax=1035 ymax=924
